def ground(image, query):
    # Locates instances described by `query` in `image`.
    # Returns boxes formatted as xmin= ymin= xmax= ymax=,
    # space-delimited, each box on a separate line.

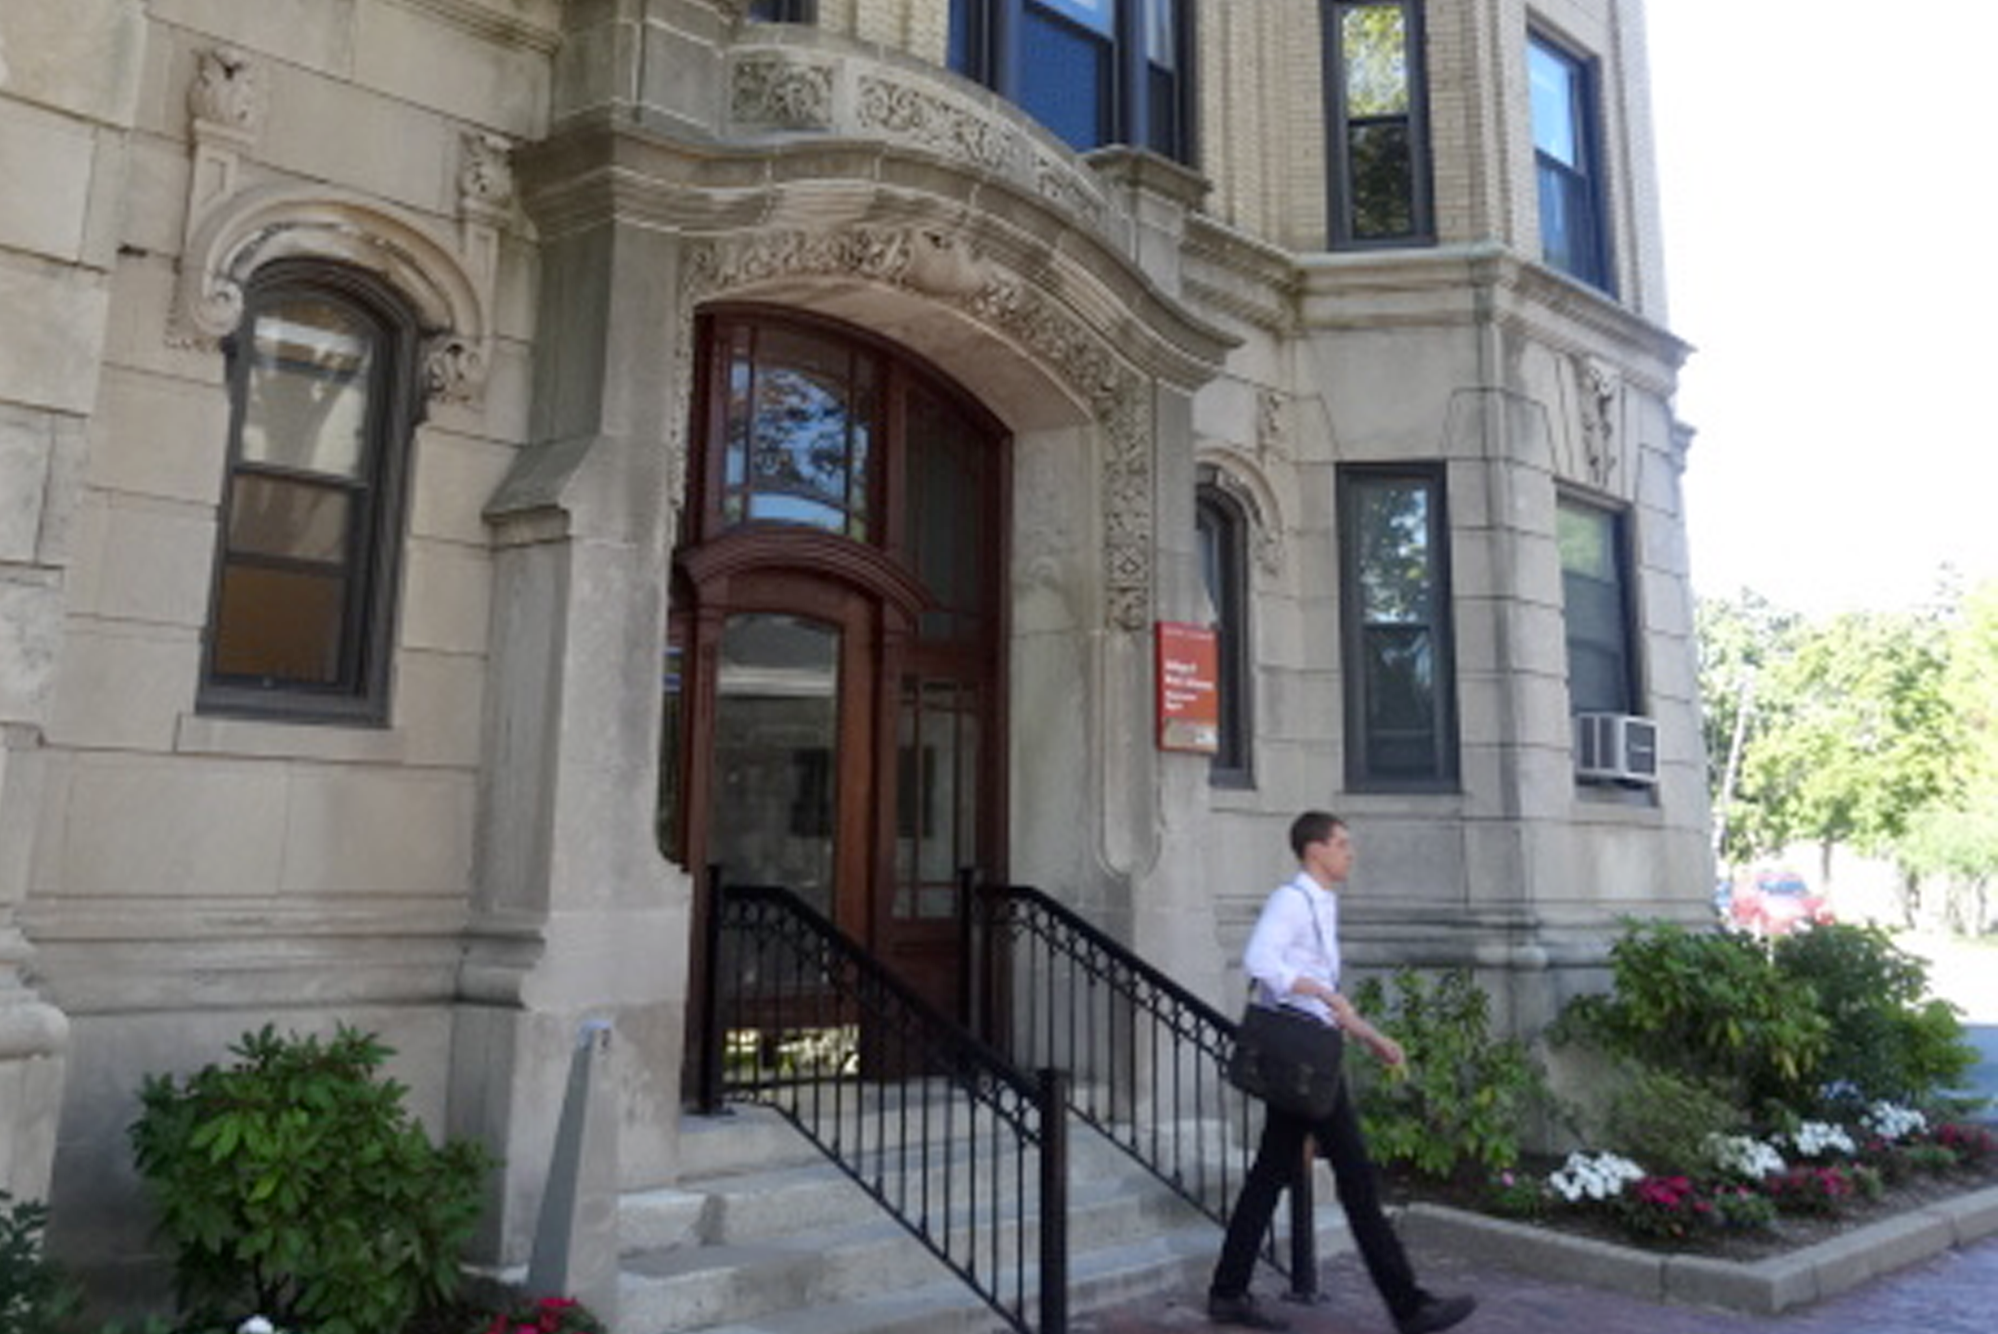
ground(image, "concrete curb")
xmin=1400 ymin=1182 xmax=1998 ymax=1315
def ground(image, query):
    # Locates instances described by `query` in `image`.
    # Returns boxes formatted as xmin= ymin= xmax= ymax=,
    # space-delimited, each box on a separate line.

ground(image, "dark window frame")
xmin=1322 ymin=0 xmax=1435 ymax=249
xmin=746 ymin=1 xmax=816 ymax=21
xmin=198 ymin=262 xmax=422 ymax=725
xmin=1529 ymin=29 xmax=1614 ymax=293
xmin=1556 ymin=492 xmax=1640 ymax=717
xmin=949 ymin=0 xmax=1197 ymax=164
xmin=1195 ymin=476 xmax=1254 ymax=787
xmin=1338 ymin=463 xmax=1458 ymax=791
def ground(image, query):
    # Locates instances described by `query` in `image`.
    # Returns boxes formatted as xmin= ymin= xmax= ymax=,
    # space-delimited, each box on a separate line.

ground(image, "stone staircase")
xmin=614 ymin=1103 xmax=1350 ymax=1334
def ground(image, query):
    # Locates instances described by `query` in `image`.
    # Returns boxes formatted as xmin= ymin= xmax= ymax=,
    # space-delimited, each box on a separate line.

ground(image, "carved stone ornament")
xmin=682 ymin=225 xmax=1155 ymax=629
xmin=188 ymin=45 xmax=264 ymax=137
xmin=1577 ymin=354 xmax=1622 ymax=489
xmin=458 ymin=131 xmax=515 ymax=215
xmin=1255 ymin=389 xmax=1284 ymax=460
xmin=424 ymin=334 xmax=488 ymax=405
xmin=731 ymin=55 xmax=835 ymax=129
xmin=856 ymin=77 xmax=1022 ymax=175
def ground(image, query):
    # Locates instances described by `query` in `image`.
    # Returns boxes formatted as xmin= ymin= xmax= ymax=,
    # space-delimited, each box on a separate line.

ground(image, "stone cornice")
xmin=1296 ymin=242 xmax=1692 ymax=394
xmin=385 ymin=0 xmax=563 ymax=53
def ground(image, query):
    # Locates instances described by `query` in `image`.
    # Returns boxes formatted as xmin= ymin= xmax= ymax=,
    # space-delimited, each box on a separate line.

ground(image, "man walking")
xmin=1208 ymin=811 xmax=1475 ymax=1334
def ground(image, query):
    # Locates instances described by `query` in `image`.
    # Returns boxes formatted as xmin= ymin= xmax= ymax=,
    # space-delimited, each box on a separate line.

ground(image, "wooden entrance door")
xmin=664 ymin=307 xmax=1008 ymax=1050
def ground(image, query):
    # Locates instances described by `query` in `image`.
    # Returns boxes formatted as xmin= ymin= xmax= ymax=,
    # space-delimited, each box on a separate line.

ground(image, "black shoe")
xmin=1206 ymin=1293 xmax=1291 ymax=1332
xmin=1396 ymin=1293 xmax=1475 ymax=1334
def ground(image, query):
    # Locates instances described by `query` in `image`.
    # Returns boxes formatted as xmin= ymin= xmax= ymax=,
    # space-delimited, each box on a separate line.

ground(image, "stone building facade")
xmin=0 ymin=0 xmax=1707 ymax=1292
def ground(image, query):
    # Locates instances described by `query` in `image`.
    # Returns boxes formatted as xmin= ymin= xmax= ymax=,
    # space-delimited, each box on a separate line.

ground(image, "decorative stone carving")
xmin=424 ymin=334 xmax=488 ymax=405
xmin=856 ymin=77 xmax=1022 ymax=174
xmin=1255 ymin=389 xmax=1283 ymax=461
xmin=682 ymin=224 xmax=1155 ymax=630
xmin=731 ymin=55 xmax=835 ymax=130
xmin=1034 ymin=151 xmax=1109 ymax=233
xmin=1577 ymin=354 xmax=1622 ymax=489
xmin=458 ymin=132 xmax=515 ymax=216
xmin=188 ymin=45 xmax=263 ymax=138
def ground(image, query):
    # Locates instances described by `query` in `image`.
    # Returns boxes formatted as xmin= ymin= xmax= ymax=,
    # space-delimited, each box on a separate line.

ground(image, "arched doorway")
xmin=661 ymin=306 xmax=1009 ymax=1039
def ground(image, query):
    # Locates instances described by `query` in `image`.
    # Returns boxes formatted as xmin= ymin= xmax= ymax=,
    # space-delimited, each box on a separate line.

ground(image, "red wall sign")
xmin=1155 ymin=621 xmax=1219 ymax=754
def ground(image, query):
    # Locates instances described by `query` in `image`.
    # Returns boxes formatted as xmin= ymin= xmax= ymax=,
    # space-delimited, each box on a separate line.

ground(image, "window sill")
xmin=175 ymin=712 xmax=408 ymax=765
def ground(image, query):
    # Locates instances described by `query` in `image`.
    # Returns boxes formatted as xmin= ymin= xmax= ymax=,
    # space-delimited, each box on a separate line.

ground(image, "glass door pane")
xmin=709 ymin=614 xmax=841 ymax=919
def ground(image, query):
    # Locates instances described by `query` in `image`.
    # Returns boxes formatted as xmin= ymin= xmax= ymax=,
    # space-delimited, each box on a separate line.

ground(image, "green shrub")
xmin=1772 ymin=923 xmax=1977 ymax=1105
xmin=1598 ymin=1066 xmax=1740 ymax=1176
xmin=129 ymin=1025 xmax=494 ymax=1334
xmin=0 ymin=1191 xmax=80 ymax=1334
xmin=1561 ymin=920 xmax=1829 ymax=1114
xmin=1350 ymin=968 xmax=1540 ymax=1183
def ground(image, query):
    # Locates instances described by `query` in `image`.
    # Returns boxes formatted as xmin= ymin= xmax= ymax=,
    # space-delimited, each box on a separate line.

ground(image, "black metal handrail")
xmin=965 ymin=878 xmax=1320 ymax=1294
xmin=699 ymin=872 xmax=1068 ymax=1334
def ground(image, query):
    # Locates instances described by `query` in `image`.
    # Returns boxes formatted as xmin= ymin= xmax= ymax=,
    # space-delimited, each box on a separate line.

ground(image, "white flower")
xmin=1547 ymin=1150 xmax=1645 ymax=1202
xmin=1862 ymin=1102 xmax=1928 ymax=1142
xmin=239 ymin=1319 xmax=276 ymax=1334
xmin=1704 ymin=1132 xmax=1786 ymax=1180
xmin=1786 ymin=1121 xmax=1856 ymax=1159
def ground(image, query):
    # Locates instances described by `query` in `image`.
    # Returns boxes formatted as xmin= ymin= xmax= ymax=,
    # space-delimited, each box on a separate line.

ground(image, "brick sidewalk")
xmin=1074 ymin=1234 xmax=1998 ymax=1334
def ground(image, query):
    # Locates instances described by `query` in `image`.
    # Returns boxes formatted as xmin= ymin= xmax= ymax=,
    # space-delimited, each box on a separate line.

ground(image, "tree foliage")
xmin=1698 ymin=579 xmax=1997 ymax=894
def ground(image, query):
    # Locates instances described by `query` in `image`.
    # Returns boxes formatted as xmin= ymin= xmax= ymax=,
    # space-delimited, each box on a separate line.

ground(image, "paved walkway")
xmin=1078 ymin=1235 xmax=1998 ymax=1334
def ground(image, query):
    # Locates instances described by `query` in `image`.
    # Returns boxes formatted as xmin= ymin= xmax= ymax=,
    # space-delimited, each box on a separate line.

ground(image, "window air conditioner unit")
xmin=1574 ymin=713 xmax=1659 ymax=786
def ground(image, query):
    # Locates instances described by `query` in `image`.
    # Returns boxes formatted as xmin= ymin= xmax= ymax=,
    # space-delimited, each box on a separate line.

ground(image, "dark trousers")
xmin=1209 ymin=1076 xmax=1422 ymax=1320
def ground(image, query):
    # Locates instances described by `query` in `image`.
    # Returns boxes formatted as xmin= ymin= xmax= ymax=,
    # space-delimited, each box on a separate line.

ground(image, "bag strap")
xmin=1291 ymin=882 xmax=1330 ymax=963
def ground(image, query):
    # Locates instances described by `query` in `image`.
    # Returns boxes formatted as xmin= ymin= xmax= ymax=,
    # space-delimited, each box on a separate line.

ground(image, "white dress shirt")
xmin=1242 ymin=871 xmax=1342 ymax=1027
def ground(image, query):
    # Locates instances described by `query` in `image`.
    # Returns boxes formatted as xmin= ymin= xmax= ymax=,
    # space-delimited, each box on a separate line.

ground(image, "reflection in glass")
xmin=227 ymin=474 xmax=350 ymax=562
xmin=895 ymin=677 xmax=978 ymax=919
xmin=1363 ymin=627 xmax=1435 ymax=776
xmin=240 ymin=301 xmax=373 ymax=478
xmin=1343 ymin=6 xmax=1409 ymax=116
xmin=1530 ymin=40 xmax=1580 ymax=166
xmin=710 ymin=615 xmax=841 ymax=917
xmin=1349 ymin=121 xmax=1414 ymax=238
xmin=721 ymin=323 xmax=874 ymax=536
xmin=906 ymin=386 xmax=982 ymax=641
xmin=1357 ymin=480 xmax=1431 ymax=623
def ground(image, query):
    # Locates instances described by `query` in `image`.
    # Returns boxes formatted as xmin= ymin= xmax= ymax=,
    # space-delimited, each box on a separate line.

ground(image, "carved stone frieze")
xmin=731 ymin=55 xmax=835 ymax=129
xmin=681 ymin=224 xmax=1155 ymax=629
xmin=856 ymin=76 xmax=1022 ymax=174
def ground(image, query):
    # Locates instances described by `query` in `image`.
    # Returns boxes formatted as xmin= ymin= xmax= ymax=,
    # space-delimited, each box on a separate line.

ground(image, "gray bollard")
xmin=528 ymin=1018 xmax=619 ymax=1326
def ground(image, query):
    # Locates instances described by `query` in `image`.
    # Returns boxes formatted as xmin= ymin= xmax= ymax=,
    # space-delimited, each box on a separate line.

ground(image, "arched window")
xmin=199 ymin=264 xmax=421 ymax=723
xmin=1196 ymin=478 xmax=1253 ymax=785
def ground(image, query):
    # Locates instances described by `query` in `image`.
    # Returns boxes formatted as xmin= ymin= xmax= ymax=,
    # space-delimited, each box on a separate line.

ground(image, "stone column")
xmin=0 ymin=0 xmax=146 ymax=1200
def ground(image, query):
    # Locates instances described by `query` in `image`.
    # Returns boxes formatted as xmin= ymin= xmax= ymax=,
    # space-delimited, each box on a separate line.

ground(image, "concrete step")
xmin=616 ymin=1107 xmax=1345 ymax=1334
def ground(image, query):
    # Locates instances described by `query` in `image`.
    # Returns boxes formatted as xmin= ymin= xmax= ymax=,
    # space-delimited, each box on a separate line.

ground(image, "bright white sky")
xmin=1646 ymin=6 xmax=1998 ymax=617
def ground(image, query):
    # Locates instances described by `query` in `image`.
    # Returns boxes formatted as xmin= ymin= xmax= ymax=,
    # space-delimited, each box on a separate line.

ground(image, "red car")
xmin=1727 ymin=868 xmax=1834 ymax=937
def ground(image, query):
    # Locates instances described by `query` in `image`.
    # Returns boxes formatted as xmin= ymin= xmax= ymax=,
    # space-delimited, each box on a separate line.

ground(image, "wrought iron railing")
xmin=698 ymin=873 xmax=1069 ymax=1334
xmin=963 ymin=877 xmax=1321 ymax=1294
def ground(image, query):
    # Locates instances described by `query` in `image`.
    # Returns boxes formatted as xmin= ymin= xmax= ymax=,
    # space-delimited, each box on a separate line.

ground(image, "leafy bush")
xmin=1772 ymin=923 xmax=1977 ymax=1105
xmin=1598 ymin=1066 xmax=1740 ymax=1176
xmin=0 ymin=1191 xmax=80 ymax=1334
xmin=1350 ymin=968 xmax=1540 ymax=1182
xmin=1560 ymin=920 xmax=1830 ymax=1114
xmin=129 ymin=1025 xmax=494 ymax=1334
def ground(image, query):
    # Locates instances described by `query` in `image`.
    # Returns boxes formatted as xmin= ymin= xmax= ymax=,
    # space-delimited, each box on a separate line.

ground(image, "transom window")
xmin=201 ymin=265 xmax=419 ymax=722
xmin=949 ymin=0 xmax=1194 ymax=162
xmin=715 ymin=320 xmax=877 ymax=538
xmin=1323 ymin=1 xmax=1433 ymax=247
xmin=1529 ymin=31 xmax=1614 ymax=291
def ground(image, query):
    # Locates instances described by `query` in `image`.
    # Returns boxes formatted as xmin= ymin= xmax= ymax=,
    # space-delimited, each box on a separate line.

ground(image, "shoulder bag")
xmin=1223 ymin=885 xmax=1345 ymax=1120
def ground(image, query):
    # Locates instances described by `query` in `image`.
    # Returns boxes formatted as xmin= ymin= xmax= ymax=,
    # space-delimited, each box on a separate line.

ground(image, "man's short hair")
xmin=1289 ymin=810 xmax=1345 ymax=861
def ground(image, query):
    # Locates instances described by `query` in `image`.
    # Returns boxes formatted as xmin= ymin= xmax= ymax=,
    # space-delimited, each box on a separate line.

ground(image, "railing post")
xmin=1285 ymin=1133 xmax=1320 ymax=1302
xmin=958 ymin=865 xmax=979 ymax=1042
xmin=695 ymin=864 xmax=727 ymax=1115
xmin=1037 ymin=1067 xmax=1069 ymax=1334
